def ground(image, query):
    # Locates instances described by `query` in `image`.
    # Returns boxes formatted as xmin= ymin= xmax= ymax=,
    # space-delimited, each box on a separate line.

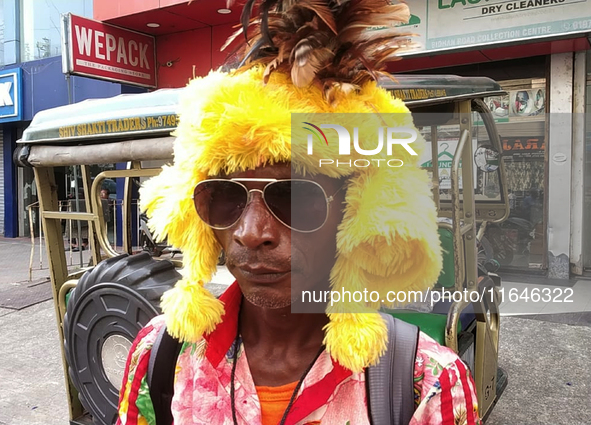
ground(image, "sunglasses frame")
xmin=192 ymin=178 xmax=344 ymax=233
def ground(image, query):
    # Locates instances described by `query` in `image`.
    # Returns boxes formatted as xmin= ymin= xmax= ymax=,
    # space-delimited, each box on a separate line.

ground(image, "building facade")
xmin=82 ymin=1 xmax=591 ymax=278
xmin=0 ymin=0 xmax=145 ymax=238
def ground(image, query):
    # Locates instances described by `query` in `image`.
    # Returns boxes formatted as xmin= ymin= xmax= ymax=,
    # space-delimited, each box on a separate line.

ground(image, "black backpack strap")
xmin=147 ymin=324 xmax=182 ymax=425
xmin=366 ymin=312 xmax=420 ymax=425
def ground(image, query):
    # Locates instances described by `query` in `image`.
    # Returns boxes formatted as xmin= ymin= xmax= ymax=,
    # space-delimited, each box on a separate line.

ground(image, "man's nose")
xmin=232 ymin=191 xmax=281 ymax=249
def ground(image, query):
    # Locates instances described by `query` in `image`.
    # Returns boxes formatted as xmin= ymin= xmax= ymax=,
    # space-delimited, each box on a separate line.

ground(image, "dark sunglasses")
xmin=192 ymin=178 xmax=344 ymax=233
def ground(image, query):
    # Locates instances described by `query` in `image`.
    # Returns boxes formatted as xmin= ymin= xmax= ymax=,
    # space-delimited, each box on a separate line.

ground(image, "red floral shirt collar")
xmin=201 ymin=281 xmax=354 ymax=424
xmin=203 ymin=281 xmax=243 ymax=367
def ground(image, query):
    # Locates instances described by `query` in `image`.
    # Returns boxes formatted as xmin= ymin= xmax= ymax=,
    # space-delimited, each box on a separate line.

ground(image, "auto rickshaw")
xmin=14 ymin=74 xmax=508 ymax=424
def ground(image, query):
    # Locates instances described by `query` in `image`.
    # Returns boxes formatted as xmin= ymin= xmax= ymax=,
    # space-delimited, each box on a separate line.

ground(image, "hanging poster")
xmin=485 ymin=95 xmax=510 ymax=123
xmin=509 ymin=89 xmax=546 ymax=117
xmin=478 ymin=89 xmax=545 ymax=124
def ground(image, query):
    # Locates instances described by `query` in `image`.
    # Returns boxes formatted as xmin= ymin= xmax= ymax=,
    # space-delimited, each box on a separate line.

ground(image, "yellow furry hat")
xmin=140 ymin=0 xmax=442 ymax=373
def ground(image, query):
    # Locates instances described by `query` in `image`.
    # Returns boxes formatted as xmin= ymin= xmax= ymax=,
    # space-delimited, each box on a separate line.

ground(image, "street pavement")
xmin=0 ymin=237 xmax=72 ymax=425
xmin=0 ymin=236 xmax=590 ymax=424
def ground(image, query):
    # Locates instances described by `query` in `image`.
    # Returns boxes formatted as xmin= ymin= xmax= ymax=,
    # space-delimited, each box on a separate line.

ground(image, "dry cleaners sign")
xmin=0 ymin=68 xmax=22 ymax=123
xmin=401 ymin=0 xmax=591 ymax=54
xmin=62 ymin=14 xmax=157 ymax=88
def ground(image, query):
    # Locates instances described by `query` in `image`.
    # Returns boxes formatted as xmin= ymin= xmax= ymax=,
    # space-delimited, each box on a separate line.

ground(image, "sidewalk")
xmin=0 ymin=236 xmax=92 ymax=285
xmin=0 ymin=237 xmax=89 ymax=425
xmin=0 ymin=236 xmax=590 ymax=424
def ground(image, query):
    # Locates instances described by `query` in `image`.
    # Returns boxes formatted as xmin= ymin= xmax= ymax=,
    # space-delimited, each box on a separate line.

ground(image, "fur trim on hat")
xmin=140 ymin=67 xmax=442 ymax=372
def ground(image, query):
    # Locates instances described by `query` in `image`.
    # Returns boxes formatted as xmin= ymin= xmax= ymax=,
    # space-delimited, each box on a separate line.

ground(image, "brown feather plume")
xmin=224 ymin=0 xmax=416 ymax=100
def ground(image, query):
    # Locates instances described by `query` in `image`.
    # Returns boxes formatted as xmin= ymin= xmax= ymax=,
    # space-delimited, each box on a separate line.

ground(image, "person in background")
xmin=522 ymin=188 xmax=542 ymax=225
xmin=508 ymin=189 xmax=516 ymax=212
xmin=100 ymin=188 xmax=111 ymax=224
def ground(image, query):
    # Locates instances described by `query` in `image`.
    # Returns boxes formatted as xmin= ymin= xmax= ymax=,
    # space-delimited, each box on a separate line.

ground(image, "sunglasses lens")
xmin=193 ymin=181 xmax=247 ymax=228
xmin=265 ymin=180 xmax=328 ymax=232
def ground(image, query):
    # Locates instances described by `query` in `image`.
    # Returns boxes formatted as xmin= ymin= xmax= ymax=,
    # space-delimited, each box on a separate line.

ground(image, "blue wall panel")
xmin=19 ymin=56 xmax=145 ymax=121
xmin=3 ymin=56 xmax=147 ymax=237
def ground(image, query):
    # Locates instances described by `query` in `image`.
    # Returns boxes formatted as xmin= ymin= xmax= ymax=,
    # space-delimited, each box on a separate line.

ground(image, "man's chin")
xmin=242 ymin=292 xmax=329 ymax=315
xmin=242 ymin=290 xmax=296 ymax=310
xmin=237 ymin=277 xmax=330 ymax=312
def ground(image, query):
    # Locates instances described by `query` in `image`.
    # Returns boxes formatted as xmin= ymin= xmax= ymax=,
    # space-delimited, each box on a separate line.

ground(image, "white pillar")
xmin=547 ymin=52 xmax=573 ymax=279
xmin=570 ymin=51 xmax=587 ymax=276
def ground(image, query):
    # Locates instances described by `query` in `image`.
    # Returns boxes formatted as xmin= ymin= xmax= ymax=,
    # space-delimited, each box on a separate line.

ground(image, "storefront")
xmin=384 ymin=4 xmax=590 ymax=277
xmin=0 ymin=68 xmax=22 ymax=236
xmin=92 ymin=0 xmax=590 ymax=278
xmin=405 ymin=53 xmax=588 ymax=278
xmin=1 ymin=56 xmax=144 ymax=237
xmin=0 ymin=0 xmax=149 ymax=238
xmin=407 ymin=59 xmax=550 ymax=272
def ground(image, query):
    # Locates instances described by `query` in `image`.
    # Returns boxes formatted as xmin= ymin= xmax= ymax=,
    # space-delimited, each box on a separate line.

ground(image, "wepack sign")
xmin=0 ymin=68 xmax=23 ymax=123
xmin=62 ymin=14 xmax=157 ymax=88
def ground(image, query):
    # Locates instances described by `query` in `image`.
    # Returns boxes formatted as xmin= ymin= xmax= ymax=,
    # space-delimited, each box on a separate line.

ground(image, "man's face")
xmin=212 ymin=162 xmax=345 ymax=309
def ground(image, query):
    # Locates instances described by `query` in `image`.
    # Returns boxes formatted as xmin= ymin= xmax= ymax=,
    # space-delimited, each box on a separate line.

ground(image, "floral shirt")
xmin=117 ymin=283 xmax=480 ymax=425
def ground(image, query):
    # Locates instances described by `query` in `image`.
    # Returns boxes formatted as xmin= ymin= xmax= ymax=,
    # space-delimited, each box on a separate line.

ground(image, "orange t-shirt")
xmin=256 ymin=381 xmax=298 ymax=425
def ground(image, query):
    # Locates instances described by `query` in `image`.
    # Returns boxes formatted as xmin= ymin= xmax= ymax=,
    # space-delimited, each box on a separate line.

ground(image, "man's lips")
xmin=235 ymin=265 xmax=291 ymax=283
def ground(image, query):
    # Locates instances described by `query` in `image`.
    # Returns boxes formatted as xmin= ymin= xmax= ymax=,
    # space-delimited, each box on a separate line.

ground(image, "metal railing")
xmin=26 ymin=198 xmax=149 ymax=279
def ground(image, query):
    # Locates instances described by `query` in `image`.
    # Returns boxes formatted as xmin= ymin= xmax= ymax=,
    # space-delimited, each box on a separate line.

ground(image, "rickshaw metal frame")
xmin=90 ymin=167 xmax=163 ymax=259
xmin=29 ymin=152 xmax=172 ymax=423
xmin=432 ymin=98 xmax=506 ymax=418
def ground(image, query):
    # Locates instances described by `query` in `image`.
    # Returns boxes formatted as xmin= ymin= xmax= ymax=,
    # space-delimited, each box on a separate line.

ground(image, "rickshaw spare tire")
xmin=63 ymin=252 xmax=181 ymax=425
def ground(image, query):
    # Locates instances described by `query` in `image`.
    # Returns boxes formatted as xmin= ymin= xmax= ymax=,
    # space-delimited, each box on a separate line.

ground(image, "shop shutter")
xmin=0 ymin=127 xmax=4 ymax=235
xmin=496 ymin=121 xmax=545 ymax=138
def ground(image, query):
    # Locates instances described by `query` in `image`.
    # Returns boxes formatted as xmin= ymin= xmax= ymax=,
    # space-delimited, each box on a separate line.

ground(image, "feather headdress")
xmin=141 ymin=0 xmax=441 ymax=373
xmin=224 ymin=0 xmax=416 ymax=100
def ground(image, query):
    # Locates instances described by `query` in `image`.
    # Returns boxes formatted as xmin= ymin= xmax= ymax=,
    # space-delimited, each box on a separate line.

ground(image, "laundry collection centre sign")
xmin=61 ymin=14 xmax=157 ymax=88
xmin=400 ymin=0 xmax=591 ymax=54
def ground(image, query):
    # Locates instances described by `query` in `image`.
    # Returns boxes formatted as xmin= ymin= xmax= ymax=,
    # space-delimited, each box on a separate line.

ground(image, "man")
xmin=100 ymin=188 xmax=112 ymax=224
xmin=117 ymin=1 xmax=480 ymax=423
xmin=118 ymin=163 xmax=480 ymax=425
